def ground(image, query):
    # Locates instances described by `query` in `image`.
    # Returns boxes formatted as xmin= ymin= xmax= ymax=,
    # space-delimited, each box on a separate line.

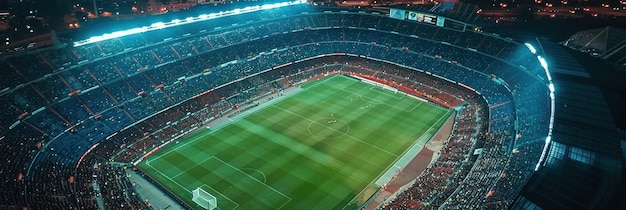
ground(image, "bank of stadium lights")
xmin=152 ymin=22 xmax=165 ymax=29
xmin=525 ymin=42 xmax=556 ymax=171
xmin=524 ymin=43 xmax=537 ymax=55
xmin=73 ymin=0 xmax=307 ymax=47
xmin=536 ymin=55 xmax=548 ymax=69
xmin=537 ymin=56 xmax=552 ymax=82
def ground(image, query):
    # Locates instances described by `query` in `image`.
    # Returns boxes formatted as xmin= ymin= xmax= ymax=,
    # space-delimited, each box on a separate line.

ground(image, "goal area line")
xmin=139 ymin=74 xmax=452 ymax=210
xmin=149 ymin=156 xmax=292 ymax=210
xmin=197 ymin=184 xmax=239 ymax=210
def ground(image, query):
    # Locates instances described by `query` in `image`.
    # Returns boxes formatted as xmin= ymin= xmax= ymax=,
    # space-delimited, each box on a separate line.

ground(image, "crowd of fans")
xmin=0 ymin=5 xmax=551 ymax=209
xmin=383 ymin=95 xmax=488 ymax=209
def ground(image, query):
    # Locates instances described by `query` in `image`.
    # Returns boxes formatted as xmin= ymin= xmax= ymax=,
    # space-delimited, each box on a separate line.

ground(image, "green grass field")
xmin=137 ymin=75 xmax=451 ymax=210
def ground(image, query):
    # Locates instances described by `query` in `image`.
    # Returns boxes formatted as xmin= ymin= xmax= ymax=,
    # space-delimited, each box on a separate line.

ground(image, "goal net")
xmin=192 ymin=187 xmax=217 ymax=210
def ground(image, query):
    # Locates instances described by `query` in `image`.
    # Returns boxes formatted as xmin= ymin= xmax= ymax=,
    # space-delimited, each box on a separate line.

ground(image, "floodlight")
xmin=537 ymin=55 xmax=553 ymax=81
xmin=240 ymin=6 xmax=250 ymax=12
xmin=524 ymin=43 xmax=537 ymax=54
xmin=73 ymin=0 xmax=307 ymax=47
xmin=88 ymin=37 xmax=102 ymax=43
xmin=262 ymin=3 xmax=275 ymax=9
xmin=535 ymin=136 xmax=552 ymax=171
xmin=537 ymin=56 xmax=548 ymax=70
xmin=127 ymin=27 xmax=145 ymax=34
xmin=151 ymin=22 xmax=166 ymax=29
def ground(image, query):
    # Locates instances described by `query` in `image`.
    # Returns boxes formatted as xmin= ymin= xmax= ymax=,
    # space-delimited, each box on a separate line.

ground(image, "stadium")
xmin=0 ymin=1 xmax=622 ymax=209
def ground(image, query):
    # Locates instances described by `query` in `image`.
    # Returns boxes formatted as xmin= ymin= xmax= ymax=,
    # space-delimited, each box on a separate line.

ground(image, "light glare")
xmin=73 ymin=0 xmax=307 ymax=47
xmin=537 ymin=56 xmax=548 ymax=70
xmin=536 ymin=136 xmax=552 ymax=171
xmin=525 ymin=43 xmax=537 ymax=54
xmin=151 ymin=22 xmax=165 ymax=29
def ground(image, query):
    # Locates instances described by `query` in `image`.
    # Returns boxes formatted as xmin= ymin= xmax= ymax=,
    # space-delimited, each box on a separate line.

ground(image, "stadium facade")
xmin=0 ymin=1 xmax=621 ymax=209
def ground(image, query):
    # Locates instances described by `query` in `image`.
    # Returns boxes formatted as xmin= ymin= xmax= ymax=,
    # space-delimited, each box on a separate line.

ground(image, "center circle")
xmin=307 ymin=118 xmax=350 ymax=139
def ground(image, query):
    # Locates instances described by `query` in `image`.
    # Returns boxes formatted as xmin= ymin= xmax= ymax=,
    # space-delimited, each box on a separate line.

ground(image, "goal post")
xmin=192 ymin=187 xmax=217 ymax=210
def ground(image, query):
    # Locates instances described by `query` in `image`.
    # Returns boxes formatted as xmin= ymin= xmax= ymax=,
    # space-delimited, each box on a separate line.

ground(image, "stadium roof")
xmin=513 ymin=38 xmax=623 ymax=210
xmin=562 ymin=26 xmax=626 ymax=66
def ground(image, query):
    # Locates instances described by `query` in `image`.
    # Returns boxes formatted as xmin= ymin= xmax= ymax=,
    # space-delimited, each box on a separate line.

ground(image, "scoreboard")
xmin=390 ymin=9 xmax=445 ymax=27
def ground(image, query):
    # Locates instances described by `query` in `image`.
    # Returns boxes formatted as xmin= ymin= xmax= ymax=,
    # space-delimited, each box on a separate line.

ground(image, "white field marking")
xmin=422 ymin=109 xmax=453 ymax=140
xmin=271 ymin=105 xmax=398 ymax=157
xmin=148 ymin=127 xmax=221 ymax=165
xmin=171 ymin=156 xmax=216 ymax=179
xmin=348 ymin=80 xmax=450 ymax=112
xmin=343 ymin=81 xmax=424 ymax=112
xmin=145 ymin=160 xmax=191 ymax=193
xmin=146 ymin=76 xmax=342 ymax=164
xmin=140 ymin=75 xmax=350 ymax=207
xmin=394 ymin=109 xmax=452 ymax=167
xmin=210 ymin=156 xmax=292 ymax=210
xmin=340 ymin=109 xmax=453 ymax=210
xmin=393 ymin=164 xmax=402 ymax=171
xmin=356 ymin=94 xmax=385 ymax=105
xmin=340 ymin=153 xmax=402 ymax=210
xmin=368 ymin=85 xmax=405 ymax=99
xmin=410 ymin=101 xmax=423 ymax=112
xmin=296 ymin=74 xmax=343 ymax=96
xmin=199 ymin=184 xmax=240 ymax=210
xmin=386 ymin=111 xmax=452 ymax=179
xmin=340 ymin=87 xmax=423 ymax=113
xmin=306 ymin=118 xmax=350 ymax=140
xmin=241 ymin=168 xmax=268 ymax=183
xmin=339 ymin=132 xmax=423 ymax=210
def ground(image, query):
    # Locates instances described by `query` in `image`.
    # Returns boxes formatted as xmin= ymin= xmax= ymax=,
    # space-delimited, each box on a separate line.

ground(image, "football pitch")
xmin=137 ymin=75 xmax=452 ymax=210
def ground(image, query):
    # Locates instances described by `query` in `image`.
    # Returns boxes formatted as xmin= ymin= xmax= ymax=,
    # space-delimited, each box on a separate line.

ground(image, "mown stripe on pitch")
xmin=238 ymin=119 xmax=363 ymax=175
xmin=138 ymin=75 xmax=452 ymax=209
